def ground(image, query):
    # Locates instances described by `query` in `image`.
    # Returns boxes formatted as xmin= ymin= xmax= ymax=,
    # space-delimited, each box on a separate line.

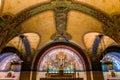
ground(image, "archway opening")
xmin=0 ymin=46 xmax=22 ymax=79
xmin=101 ymin=46 xmax=120 ymax=80
xmin=32 ymin=42 xmax=91 ymax=80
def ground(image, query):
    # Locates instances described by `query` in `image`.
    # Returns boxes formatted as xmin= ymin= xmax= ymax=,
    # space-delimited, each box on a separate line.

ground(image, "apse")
xmin=102 ymin=52 xmax=120 ymax=79
xmin=0 ymin=53 xmax=20 ymax=71
xmin=38 ymin=46 xmax=84 ymax=72
xmin=0 ymin=52 xmax=22 ymax=79
xmin=102 ymin=52 xmax=120 ymax=72
xmin=35 ymin=44 xmax=87 ymax=80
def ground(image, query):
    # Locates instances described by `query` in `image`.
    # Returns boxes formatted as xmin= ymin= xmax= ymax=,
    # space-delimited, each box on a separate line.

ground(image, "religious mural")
xmin=38 ymin=46 xmax=84 ymax=73
xmin=0 ymin=52 xmax=22 ymax=79
xmin=102 ymin=52 xmax=120 ymax=72
xmin=102 ymin=52 xmax=120 ymax=79
xmin=35 ymin=45 xmax=87 ymax=80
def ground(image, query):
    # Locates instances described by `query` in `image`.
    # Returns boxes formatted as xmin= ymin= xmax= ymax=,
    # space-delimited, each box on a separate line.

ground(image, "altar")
xmin=40 ymin=64 xmax=83 ymax=80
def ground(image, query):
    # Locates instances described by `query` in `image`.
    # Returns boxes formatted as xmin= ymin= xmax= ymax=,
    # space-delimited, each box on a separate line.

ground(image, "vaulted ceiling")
xmin=0 ymin=0 xmax=120 ymax=52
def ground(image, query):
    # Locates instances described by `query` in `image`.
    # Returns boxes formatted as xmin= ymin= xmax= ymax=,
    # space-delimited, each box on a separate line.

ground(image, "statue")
xmin=6 ymin=64 xmax=15 ymax=78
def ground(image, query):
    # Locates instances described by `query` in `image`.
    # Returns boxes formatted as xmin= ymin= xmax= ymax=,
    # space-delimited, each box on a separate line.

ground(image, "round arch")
xmin=100 ymin=45 xmax=120 ymax=79
xmin=0 ymin=46 xmax=20 ymax=55
xmin=31 ymin=42 xmax=91 ymax=80
xmin=100 ymin=45 xmax=120 ymax=60
xmin=0 ymin=46 xmax=22 ymax=79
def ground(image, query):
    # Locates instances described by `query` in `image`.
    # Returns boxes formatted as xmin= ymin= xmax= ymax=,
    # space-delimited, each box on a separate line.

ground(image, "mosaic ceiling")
xmin=0 ymin=0 xmax=120 ymax=52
